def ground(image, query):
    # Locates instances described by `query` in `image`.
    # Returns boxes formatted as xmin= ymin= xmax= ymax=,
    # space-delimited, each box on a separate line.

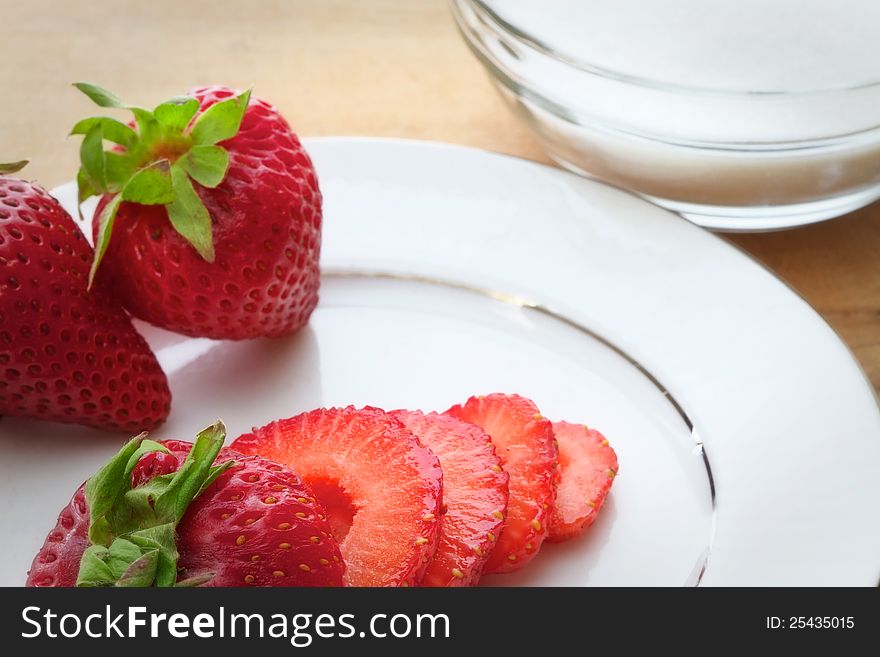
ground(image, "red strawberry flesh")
xmin=391 ymin=410 xmax=509 ymax=587
xmin=446 ymin=394 xmax=557 ymax=574
xmin=231 ymin=406 xmax=443 ymax=587
xmin=548 ymin=421 xmax=618 ymax=542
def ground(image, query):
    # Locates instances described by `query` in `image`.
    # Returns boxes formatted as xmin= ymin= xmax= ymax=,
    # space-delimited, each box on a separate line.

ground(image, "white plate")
xmin=3 ymin=138 xmax=879 ymax=586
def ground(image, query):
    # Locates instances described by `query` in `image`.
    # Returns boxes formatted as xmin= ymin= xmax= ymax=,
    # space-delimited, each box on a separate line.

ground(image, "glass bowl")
xmin=451 ymin=0 xmax=880 ymax=230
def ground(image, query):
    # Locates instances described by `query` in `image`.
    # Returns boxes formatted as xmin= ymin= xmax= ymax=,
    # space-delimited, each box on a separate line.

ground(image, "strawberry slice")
xmin=548 ymin=421 xmax=618 ymax=542
xmin=391 ymin=410 xmax=509 ymax=587
xmin=232 ymin=407 xmax=443 ymax=587
xmin=446 ymin=394 xmax=557 ymax=574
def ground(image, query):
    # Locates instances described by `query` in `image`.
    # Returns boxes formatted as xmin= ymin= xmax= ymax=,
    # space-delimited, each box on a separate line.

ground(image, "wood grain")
xmin=2 ymin=0 xmax=877 ymax=391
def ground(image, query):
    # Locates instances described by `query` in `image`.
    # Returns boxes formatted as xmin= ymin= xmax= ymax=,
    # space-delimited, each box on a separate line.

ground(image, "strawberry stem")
xmin=70 ymin=83 xmax=251 ymax=280
xmin=76 ymin=420 xmax=234 ymax=587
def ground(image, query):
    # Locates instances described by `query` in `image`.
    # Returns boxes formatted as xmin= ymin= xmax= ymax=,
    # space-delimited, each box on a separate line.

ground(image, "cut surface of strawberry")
xmin=548 ymin=421 xmax=618 ymax=542
xmin=232 ymin=406 xmax=443 ymax=586
xmin=391 ymin=409 xmax=509 ymax=586
xmin=446 ymin=394 xmax=557 ymax=574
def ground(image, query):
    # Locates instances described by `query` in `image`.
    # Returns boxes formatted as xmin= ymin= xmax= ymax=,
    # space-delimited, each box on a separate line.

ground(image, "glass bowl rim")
xmin=463 ymin=0 xmax=880 ymax=98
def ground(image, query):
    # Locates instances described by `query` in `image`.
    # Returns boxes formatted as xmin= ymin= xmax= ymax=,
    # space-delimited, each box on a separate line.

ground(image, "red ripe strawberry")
xmin=26 ymin=422 xmax=344 ymax=587
xmin=72 ymin=83 xmax=321 ymax=340
xmin=548 ymin=421 xmax=618 ymax=542
xmin=232 ymin=407 xmax=443 ymax=587
xmin=0 ymin=162 xmax=170 ymax=432
xmin=391 ymin=410 xmax=508 ymax=587
xmin=446 ymin=394 xmax=557 ymax=574
xmin=174 ymin=441 xmax=343 ymax=587
xmin=25 ymin=487 xmax=90 ymax=588
xmin=129 ymin=450 xmax=179 ymax=488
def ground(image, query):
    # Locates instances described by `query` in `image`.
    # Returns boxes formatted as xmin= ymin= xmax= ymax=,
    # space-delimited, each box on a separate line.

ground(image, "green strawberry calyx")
xmin=76 ymin=420 xmax=235 ymax=588
xmin=71 ymin=83 xmax=252 ymax=286
xmin=0 ymin=160 xmax=28 ymax=175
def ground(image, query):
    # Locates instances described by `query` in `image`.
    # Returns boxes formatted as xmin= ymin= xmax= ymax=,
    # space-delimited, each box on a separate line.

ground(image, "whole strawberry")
xmin=26 ymin=421 xmax=345 ymax=587
xmin=0 ymin=161 xmax=170 ymax=432
xmin=72 ymin=83 xmax=322 ymax=340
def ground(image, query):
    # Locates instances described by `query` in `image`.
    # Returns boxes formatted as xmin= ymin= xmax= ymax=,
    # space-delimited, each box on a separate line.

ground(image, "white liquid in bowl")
xmin=459 ymin=0 xmax=880 ymax=228
xmin=491 ymin=0 xmax=880 ymax=93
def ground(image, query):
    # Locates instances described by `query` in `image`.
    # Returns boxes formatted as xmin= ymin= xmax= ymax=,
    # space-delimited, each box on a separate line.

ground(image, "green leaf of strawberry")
xmin=73 ymin=82 xmax=128 ymax=108
xmin=0 ymin=160 xmax=29 ymax=175
xmin=71 ymin=83 xmax=251 ymax=284
xmin=76 ymin=168 xmax=96 ymax=217
xmin=122 ymin=160 xmax=174 ymax=205
xmin=166 ymin=163 xmax=215 ymax=262
xmin=84 ymin=432 xmax=153 ymax=546
xmin=154 ymin=97 xmax=200 ymax=132
xmin=79 ymin=123 xmax=107 ymax=191
xmin=76 ymin=420 xmax=235 ymax=587
xmin=70 ymin=117 xmax=138 ymax=147
xmin=75 ymin=545 xmax=116 ymax=587
xmin=181 ymin=145 xmax=229 ymax=188
xmin=190 ymin=89 xmax=251 ymax=145
xmin=117 ymin=548 xmax=161 ymax=587
xmin=89 ymin=193 xmax=122 ymax=286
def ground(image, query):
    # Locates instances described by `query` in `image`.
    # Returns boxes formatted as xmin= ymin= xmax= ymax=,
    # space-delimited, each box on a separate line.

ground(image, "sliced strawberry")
xmin=391 ymin=410 xmax=509 ymax=587
xmin=232 ymin=407 xmax=443 ymax=587
xmin=446 ymin=394 xmax=557 ymax=574
xmin=548 ymin=421 xmax=618 ymax=542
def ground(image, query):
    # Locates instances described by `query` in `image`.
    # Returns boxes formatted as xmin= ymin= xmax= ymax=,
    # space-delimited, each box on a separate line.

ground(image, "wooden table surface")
xmin=3 ymin=0 xmax=878 ymax=391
